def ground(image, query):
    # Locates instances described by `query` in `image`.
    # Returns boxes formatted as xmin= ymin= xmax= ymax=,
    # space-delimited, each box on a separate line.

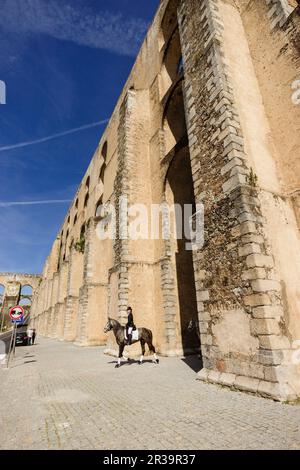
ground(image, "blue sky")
xmin=0 ymin=0 xmax=159 ymax=274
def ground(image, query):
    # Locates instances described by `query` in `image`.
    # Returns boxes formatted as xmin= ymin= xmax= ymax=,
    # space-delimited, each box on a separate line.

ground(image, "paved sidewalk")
xmin=0 ymin=337 xmax=299 ymax=450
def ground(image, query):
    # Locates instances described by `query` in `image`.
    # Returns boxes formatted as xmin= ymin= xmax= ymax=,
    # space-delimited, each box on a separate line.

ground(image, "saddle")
xmin=124 ymin=328 xmax=139 ymax=342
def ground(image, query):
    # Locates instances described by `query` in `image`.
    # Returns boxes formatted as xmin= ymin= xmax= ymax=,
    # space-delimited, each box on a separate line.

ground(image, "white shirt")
xmin=27 ymin=328 xmax=34 ymax=338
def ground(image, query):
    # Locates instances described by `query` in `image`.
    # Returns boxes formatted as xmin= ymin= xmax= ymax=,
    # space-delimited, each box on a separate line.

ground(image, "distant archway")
xmin=20 ymin=285 xmax=33 ymax=296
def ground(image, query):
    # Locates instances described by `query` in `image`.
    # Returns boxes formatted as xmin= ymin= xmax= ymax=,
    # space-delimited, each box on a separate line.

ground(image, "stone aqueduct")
xmin=23 ymin=0 xmax=300 ymax=400
xmin=0 ymin=273 xmax=41 ymax=328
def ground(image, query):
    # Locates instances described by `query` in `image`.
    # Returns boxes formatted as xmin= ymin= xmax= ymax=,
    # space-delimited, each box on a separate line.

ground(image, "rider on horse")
xmin=126 ymin=306 xmax=136 ymax=345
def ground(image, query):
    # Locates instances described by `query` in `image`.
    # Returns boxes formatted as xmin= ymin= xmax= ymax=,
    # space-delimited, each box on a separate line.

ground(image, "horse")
xmin=104 ymin=317 xmax=159 ymax=368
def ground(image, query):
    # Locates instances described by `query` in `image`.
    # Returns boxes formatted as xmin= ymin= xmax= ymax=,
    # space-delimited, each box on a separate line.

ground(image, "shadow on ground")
xmin=108 ymin=358 xmax=157 ymax=367
xmin=181 ymin=355 xmax=203 ymax=373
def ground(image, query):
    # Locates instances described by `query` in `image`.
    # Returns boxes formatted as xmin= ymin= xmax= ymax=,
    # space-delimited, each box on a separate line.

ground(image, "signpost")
xmin=6 ymin=306 xmax=24 ymax=368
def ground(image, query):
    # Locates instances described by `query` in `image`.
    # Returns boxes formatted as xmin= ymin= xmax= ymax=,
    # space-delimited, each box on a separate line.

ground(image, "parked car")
xmin=15 ymin=325 xmax=28 ymax=346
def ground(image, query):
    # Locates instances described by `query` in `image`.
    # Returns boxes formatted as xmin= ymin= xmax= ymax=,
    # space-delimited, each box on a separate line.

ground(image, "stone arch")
xmin=80 ymin=223 xmax=86 ymax=237
xmin=160 ymin=49 xmax=200 ymax=355
xmin=20 ymin=285 xmax=33 ymax=296
xmin=161 ymin=29 xmax=183 ymax=99
xmin=101 ymin=141 xmax=108 ymax=161
xmin=84 ymin=192 xmax=89 ymax=208
xmin=95 ymin=196 xmax=103 ymax=217
xmin=99 ymin=163 xmax=106 ymax=185
xmin=163 ymin=146 xmax=200 ymax=355
xmin=0 ymin=274 xmax=41 ymax=330
xmin=161 ymin=0 xmax=180 ymax=43
xmin=162 ymin=80 xmax=187 ymax=156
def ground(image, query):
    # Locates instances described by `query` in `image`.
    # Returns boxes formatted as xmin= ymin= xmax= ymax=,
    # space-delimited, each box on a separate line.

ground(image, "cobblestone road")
xmin=0 ymin=337 xmax=300 ymax=450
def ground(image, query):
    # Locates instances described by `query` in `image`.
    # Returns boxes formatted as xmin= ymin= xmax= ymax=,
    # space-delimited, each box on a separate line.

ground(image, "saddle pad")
xmin=125 ymin=329 xmax=139 ymax=341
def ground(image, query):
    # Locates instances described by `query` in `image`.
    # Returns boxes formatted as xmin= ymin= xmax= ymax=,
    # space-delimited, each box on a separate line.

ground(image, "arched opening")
xmin=163 ymin=75 xmax=200 ymax=357
xmin=161 ymin=28 xmax=183 ymax=98
xmin=99 ymin=163 xmax=106 ymax=185
xmin=20 ymin=285 xmax=33 ymax=296
xmin=75 ymin=224 xmax=86 ymax=254
xmin=163 ymin=81 xmax=187 ymax=155
xmin=57 ymin=240 xmax=63 ymax=270
xmin=85 ymin=176 xmax=90 ymax=189
xmin=73 ymin=213 xmax=78 ymax=225
xmin=95 ymin=197 xmax=103 ymax=218
xmin=75 ymin=198 xmax=79 ymax=209
xmin=101 ymin=141 xmax=108 ymax=161
xmin=161 ymin=0 xmax=180 ymax=44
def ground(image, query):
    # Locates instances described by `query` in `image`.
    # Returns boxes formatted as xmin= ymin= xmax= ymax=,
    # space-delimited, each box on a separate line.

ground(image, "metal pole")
xmin=6 ymin=323 xmax=16 ymax=368
xmin=12 ymin=324 xmax=17 ymax=357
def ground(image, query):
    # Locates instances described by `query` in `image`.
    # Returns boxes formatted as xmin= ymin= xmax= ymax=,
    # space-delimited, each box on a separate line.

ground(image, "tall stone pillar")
xmin=56 ymin=262 xmax=68 ymax=340
xmin=106 ymin=89 xmax=161 ymax=357
xmin=76 ymin=217 xmax=109 ymax=346
xmin=63 ymin=247 xmax=83 ymax=341
xmin=176 ymin=0 xmax=299 ymax=400
xmin=49 ymin=273 xmax=59 ymax=338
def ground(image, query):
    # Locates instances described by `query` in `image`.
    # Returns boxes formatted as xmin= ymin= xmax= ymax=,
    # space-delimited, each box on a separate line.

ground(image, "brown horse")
xmin=104 ymin=318 xmax=159 ymax=368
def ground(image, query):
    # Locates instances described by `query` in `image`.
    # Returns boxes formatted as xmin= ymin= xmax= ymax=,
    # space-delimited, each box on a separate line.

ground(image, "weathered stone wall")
xmin=176 ymin=0 xmax=300 ymax=400
xmin=30 ymin=0 xmax=300 ymax=400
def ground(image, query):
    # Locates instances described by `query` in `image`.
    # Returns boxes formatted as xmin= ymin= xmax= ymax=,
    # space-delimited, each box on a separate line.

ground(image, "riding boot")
xmin=128 ymin=334 xmax=132 ymax=345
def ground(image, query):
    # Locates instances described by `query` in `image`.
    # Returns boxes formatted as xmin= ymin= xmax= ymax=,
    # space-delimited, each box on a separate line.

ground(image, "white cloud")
xmin=0 ymin=119 xmax=109 ymax=153
xmin=0 ymin=200 xmax=72 ymax=208
xmin=0 ymin=0 xmax=149 ymax=57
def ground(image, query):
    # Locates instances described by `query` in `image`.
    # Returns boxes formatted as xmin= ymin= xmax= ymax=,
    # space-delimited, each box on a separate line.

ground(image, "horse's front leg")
xmin=116 ymin=344 xmax=124 ymax=368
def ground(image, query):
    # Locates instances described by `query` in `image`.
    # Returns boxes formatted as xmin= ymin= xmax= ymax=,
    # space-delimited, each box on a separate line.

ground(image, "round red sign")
xmin=9 ymin=306 xmax=24 ymax=321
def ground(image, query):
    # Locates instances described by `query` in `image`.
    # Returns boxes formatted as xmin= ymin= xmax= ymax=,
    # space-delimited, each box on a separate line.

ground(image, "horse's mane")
xmin=108 ymin=317 xmax=122 ymax=328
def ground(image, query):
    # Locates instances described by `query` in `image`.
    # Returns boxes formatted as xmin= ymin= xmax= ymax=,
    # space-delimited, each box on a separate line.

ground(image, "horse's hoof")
xmin=115 ymin=364 xmax=120 ymax=368
xmin=139 ymin=361 xmax=143 ymax=365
